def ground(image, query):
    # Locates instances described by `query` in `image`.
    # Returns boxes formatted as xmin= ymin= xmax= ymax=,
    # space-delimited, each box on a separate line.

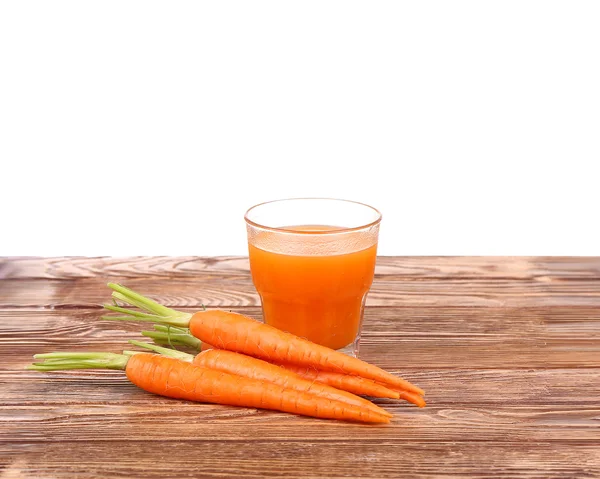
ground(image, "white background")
xmin=1 ymin=1 xmax=599 ymax=256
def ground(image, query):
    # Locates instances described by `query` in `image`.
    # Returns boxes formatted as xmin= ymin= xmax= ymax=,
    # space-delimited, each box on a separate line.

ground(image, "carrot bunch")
xmin=141 ymin=325 xmax=425 ymax=406
xmin=103 ymin=284 xmax=425 ymax=405
xmin=30 ymin=283 xmax=425 ymax=424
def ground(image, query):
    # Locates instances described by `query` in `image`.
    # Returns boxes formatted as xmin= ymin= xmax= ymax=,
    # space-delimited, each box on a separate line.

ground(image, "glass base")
xmin=337 ymin=336 xmax=361 ymax=358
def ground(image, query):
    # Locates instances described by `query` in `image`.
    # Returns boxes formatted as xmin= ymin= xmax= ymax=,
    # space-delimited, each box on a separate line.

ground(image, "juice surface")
xmin=248 ymin=225 xmax=377 ymax=350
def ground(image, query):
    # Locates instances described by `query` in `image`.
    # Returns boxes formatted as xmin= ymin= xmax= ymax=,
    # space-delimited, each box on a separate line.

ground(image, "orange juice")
xmin=248 ymin=225 xmax=377 ymax=350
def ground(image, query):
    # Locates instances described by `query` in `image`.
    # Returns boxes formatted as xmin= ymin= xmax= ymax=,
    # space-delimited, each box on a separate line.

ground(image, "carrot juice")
xmin=245 ymin=199 xmax=381 ymax=355
xmin=249 ymin=228 xmax=377 ymax=350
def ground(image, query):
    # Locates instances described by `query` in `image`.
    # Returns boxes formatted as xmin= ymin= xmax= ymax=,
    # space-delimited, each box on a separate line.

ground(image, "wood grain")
xmin=1 ymin=256 xmax=599 ymax=479
xmin=2 ymin=307 xmax=599 ymax=369
xmin=3 ymin=256 xmax=600 ymax=279
xmin=2 ymin=443 xmax=598 ymax=479
xmin=2 ymin=276 xmax=600 ymax=309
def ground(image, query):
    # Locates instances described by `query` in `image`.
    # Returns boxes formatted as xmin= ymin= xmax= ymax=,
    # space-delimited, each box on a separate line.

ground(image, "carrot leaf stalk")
xmin=128 ymin=340 xmax=193 ymax=361
xmin=28 ymin=352 xmax=129 ymax=371
xmin=102 ymin=283 xmax=191 ymax=327
xmin=140 ymin=326 xmax=202 ymax=350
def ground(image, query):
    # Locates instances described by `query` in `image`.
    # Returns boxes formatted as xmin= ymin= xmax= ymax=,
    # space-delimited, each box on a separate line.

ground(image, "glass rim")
xmin=244 ymin=197 xmax=382 ymax=235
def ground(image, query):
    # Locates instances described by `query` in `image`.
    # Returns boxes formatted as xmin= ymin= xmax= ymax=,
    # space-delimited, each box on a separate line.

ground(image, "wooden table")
xmin=1 ymin=257 xmax=599 ymax=478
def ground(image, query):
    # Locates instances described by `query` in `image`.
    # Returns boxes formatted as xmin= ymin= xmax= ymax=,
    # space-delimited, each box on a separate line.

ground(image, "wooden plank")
xmin=2 ymin=256 xmax=600 ymax=280
xmin=1 ymin=442 xmax=598 ymax=479
xmin=1 ymin=401 xmax=599 ymax=444
xmin=0 ymin=256 xmax=254 ymax=279
xmin=2 ymin=307 xmax=599 ymax=369
xmin=4 ymin=305 xmax=600 ymax=336
xmin=3 ymin=368 xmax=599 ymax=408
xmin=377 ymin=256 xmax=600 ymax=279
xmin=0 ymin=277 xmax=260 ymax=308
xmin=2 ymin=276 xmax=600 ymax=308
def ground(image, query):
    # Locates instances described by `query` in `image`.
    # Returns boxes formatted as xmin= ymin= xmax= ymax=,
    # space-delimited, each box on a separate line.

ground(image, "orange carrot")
xmin=129 ymin=340 xmax=392 ymax=417
xmin=188 ymin=312 xmax=425 ymax=395
xmin=375 ymin=383 xmax=427 ymax=408
xmin=139 ymin=329 xmax=422 ymax=405
xmin=278 ymin=363 xmax=401 ymax=399
xmin=103 ymin=283 xmax=425 ymax=397
xmin=396 ymin=391 xmax=426 ymax=408
xmin=29 ymin=352 xmax=390 ymax=424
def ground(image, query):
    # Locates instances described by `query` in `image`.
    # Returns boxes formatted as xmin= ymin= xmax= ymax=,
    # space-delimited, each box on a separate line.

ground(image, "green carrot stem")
xmin=111 ymin=292 xmax=159 ymax=315
xmin=128 ymin=340 xmax=194 ymax=361
xmin=101 ymin=314 xmax=190 ymax=328
xmin=107 ymin=283 xmax=187 ymax=318
xmin=103 ymin=304 xmax=164 ymax=320
xmin=149 ymin=328 xmax=201 ymax=350
xmin=122 ymin=350 xmax=141 ymax=356
xmin=28 ymin=352 xmax=129 ymax=371
xmin=148 ymin=325 xmax=198 ymax=348
xmin=101 ymin=315 xmax=150 ymax=322
xmin=153 ymin=324 xmax=190 ymax=334
xmin=103 ymin=283 xmax=192 ymax=327
xmin=141 ymin=330 xmax=202 ymax=350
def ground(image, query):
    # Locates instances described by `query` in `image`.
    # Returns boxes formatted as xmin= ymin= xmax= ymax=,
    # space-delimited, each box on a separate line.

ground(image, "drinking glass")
xmin=244 ymin=198 xmax=381 ymax=357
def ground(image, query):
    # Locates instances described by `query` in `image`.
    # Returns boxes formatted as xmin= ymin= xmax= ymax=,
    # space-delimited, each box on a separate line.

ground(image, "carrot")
xmin=29 ymin=352 xmax=390 ymax=424
xmin=103 ymin=283 xmax=424 ymax=397
xmin=139 ymin=329 xmax=422 ymax=405
xmin=129 ymin=340 xmax=392 ymax=417
xmin=393 ymin=390 xmax=426 ymax=408
xmin=275 ymin=363 xmax=401 ymax=399
xmin=188 ymin=313 xmax=426 ymax=394
xmin=374 ymin=382 xmax=427 ymax=408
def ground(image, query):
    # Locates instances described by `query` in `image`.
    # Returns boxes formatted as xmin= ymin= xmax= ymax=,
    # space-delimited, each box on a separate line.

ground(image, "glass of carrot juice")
xmin=244 ymin=198 xmax=381 ymax=357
